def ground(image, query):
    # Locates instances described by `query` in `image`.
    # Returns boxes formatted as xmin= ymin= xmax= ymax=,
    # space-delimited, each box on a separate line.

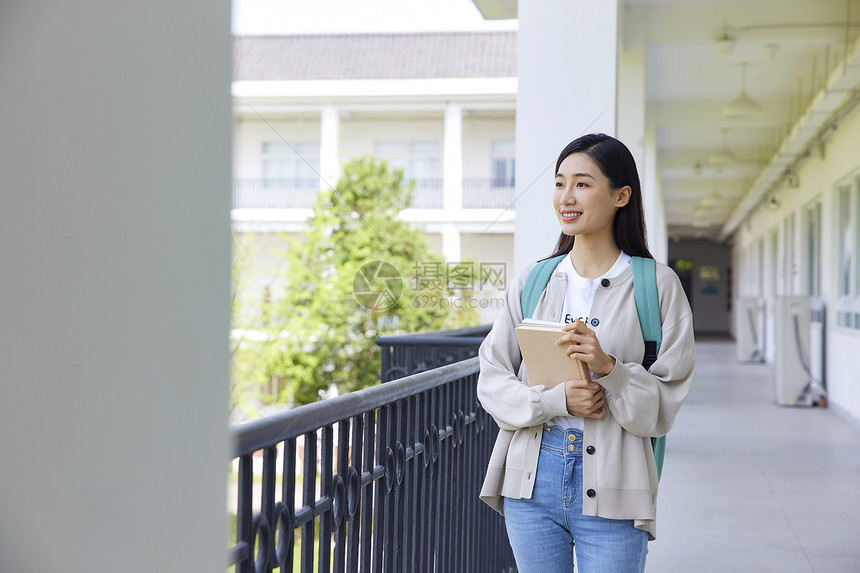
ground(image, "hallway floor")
xmin=646 ymin=338 xmax=860 ymax=572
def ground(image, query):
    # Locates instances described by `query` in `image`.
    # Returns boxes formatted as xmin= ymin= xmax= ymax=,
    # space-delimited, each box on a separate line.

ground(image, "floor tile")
xmin=646 ymin=338 xmax=860 ymax=573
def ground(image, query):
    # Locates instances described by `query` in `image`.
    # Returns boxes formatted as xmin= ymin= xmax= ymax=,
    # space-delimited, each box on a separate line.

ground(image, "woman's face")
xmin=553 ymin=153 xmax=630 ymax=238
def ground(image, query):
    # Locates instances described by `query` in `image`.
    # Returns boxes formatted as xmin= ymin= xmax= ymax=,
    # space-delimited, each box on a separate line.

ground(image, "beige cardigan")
xmin=477 ymin=259 xmax=696 ymax=540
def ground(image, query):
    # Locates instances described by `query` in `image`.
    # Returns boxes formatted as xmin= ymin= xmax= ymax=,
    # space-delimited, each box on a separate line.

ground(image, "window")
xmin=837 ymin=183 xmax=854 ymax=297
xmin=375 ymin=141 xmax=443 ymax=208
xmin=804 ymin=202 xmax=821 ymax=297
xmin=374 ymin=141 xmax=442 ymax=181
xmin=835 ymin=175 xmax=860 ymax=329
xmin=768 ymin=228 xmax=779 ymax=297
xmin=784 ymin=212 xmax=796 ymax=295
xmin=491 ymin=140 xmax=515 ymax=187
xmin=756 ymin=238 xmax=765 ymax=297
xmin=261 ymin=141 xmax=320 ymax=182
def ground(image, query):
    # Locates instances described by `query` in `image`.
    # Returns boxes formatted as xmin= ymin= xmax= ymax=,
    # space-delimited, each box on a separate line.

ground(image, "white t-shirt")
xmin=550 ymin=251 xmax=632 ymax=430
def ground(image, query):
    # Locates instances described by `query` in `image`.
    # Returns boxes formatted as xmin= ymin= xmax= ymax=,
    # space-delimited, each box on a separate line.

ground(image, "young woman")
xmin=477 ymin=134 xmax=696 ymax=573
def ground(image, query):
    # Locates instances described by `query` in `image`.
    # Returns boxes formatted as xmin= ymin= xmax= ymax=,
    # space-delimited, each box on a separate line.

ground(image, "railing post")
xmin=334 ymin=421 xmax=349 ymax=572
xmin=319 ymin=426 xmax=334 ymax=572
xmin=301 ymin=432 xmax=317 ymax=572
xmin=347 ymin=415 xmax=363 ymax=571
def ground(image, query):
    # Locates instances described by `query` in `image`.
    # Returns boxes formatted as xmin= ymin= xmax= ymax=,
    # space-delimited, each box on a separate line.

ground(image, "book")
xmin=515 ymin=319 xmax=589 ymax=388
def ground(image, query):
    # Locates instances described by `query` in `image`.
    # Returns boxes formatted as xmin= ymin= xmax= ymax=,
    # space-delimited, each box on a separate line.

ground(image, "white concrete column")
xmin=320 ymin=105 xmax=340 ymax=188
xmin=618 ymin=13 xmax=668 ymax=261
xmin=442 ymin=222 xmax=462 ymax=263
xmin=443 ymin=102 xmax=464 ymax=210
xmin=0 ymin=2 xmax=229 ymax=572
xmin=514 ymin=0 xmax=619 ymax=272
xmin=644 ymin=126 xmax=668 ymax=263
xmin=617 ymin=3 xmax=646 ymax=171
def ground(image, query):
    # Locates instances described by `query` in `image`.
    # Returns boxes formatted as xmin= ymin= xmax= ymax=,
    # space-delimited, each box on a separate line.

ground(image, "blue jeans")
xmin=503 ymin=425 xmax=648 ymax=573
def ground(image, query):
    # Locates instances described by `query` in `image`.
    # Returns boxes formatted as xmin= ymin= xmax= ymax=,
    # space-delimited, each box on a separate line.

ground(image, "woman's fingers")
xmin=564 ymin=380 xmax=605 ymax=418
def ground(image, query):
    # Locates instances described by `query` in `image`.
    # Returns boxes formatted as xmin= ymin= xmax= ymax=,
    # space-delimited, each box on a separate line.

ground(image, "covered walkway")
xmin=647 ymin=338 xmax=860 ymax=572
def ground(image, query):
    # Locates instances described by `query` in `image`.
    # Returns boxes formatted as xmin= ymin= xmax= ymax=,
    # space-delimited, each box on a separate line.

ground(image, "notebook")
xmin=515 ymin=319 xmax=589 ymax=388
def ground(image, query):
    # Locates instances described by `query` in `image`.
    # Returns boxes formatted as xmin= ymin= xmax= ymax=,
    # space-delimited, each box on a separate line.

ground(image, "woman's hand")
xmin=555 ymin=319 xmax=616 ymax=377
xmin=564 ymin=379 xmax=606 ymax=418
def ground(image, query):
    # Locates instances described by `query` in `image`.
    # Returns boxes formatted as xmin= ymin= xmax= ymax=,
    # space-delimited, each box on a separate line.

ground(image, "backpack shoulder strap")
xmin=632 ymin=256 xmax=662 ymax=369
xmin=632 ymin=256 xmax=667 ymax=481
xmin=521 ymin=254 xmax=567 ymax=319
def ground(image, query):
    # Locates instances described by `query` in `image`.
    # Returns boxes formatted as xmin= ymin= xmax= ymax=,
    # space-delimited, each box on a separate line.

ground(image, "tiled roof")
xmin=233 ymin=31 xmax=517 ymax=81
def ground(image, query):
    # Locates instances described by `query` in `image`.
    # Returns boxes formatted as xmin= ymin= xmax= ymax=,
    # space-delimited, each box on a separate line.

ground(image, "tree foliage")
xmin=234 ymin=157 xmax=477 ymax=409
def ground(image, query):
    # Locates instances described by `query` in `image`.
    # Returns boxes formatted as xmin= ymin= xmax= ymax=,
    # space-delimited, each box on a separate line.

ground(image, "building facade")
xmin=232 ymin=33 xmax=517 ymax=313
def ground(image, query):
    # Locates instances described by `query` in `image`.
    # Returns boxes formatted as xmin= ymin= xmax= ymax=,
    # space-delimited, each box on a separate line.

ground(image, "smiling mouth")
xmin=560 ymin=210 xmax=582 ymax=222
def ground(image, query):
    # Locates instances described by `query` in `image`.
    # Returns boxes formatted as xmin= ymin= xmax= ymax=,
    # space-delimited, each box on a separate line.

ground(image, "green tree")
xmin=258 ymin=156 xmax=477 ymax=406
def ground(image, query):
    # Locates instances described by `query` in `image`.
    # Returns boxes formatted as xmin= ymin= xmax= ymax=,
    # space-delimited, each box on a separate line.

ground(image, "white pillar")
xmin=320 ymin=105 xmax=340 ymax=188
xmin=617 ymin=3 xmax=647 ymax=193
xmin=442 ymin=222 xmax=462 ymax=263
xmin=0 ymin=2 xmax=229 ymax=572
xmin=644 ymin=126 xmax=668 ymax=263
xmin=514 ymin=0 xmax=619 ymax=272
xmin=443 ymin=102 xmax=464 ymax=210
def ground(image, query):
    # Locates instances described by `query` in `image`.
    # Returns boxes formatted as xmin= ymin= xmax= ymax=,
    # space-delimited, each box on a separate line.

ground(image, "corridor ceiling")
xmin=475 ymin=0 xmax=860 ymax=242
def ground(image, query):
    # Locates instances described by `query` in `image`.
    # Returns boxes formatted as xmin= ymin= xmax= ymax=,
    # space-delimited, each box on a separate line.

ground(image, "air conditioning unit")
xmin=736 ymin=297 xmax=764 ymax=362
xmin=773 ymin=296 xmax=811 ymax=406
xmin=808 ymin=298 xmax=827 ymax=402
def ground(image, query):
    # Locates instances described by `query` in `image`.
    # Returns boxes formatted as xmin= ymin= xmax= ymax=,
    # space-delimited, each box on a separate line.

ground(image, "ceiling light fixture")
xmin=708 ymin=129 xmax=738 ymax=166
xmin=715 ymin=27 xmax=735 ymax=55
xmin=723 ymin=63 xmax=762 ymax=119
xmin=701 ymin=182 xmax=734 ymax=207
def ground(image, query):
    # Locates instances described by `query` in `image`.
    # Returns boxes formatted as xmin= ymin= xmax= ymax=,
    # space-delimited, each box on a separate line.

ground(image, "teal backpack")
xmin=521 ymin=254 xmax=666 ymax=481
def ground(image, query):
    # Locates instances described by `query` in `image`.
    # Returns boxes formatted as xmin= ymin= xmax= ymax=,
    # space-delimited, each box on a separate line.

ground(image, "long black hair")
xmin=544 ymin=133 xmax=653 ymax=260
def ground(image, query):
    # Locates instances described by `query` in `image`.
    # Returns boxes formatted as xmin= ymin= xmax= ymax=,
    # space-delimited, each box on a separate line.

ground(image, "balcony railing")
xmin=462 ymin=178 xmax=516 ymax=209
xmin=231 ymin=178 xmax=515 ymax=210
xmin=232 ymin=178 xmax=320 ymax=209
xmin=407 ymin=178 xmax=444 ymax=209
xmin=376 ymin=325 xmax=491 ymax=382
xmin=228 ymin=356 xmax=515 ymax=573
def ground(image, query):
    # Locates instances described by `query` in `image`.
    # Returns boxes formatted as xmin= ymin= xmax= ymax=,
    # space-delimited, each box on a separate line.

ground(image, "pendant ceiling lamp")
xmin=723 ymin=63 xmax=762 ymax=118
xmin=701 ymin=182 xmax=734 ymax=208
xmin=708 ymin=129 xmax=738 ymax=166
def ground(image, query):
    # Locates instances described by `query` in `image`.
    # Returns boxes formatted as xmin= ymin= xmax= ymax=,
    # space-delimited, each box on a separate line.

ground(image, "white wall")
xmin=340 ymin=117 xmax=445 ymax=159
xmin=235 ymin=232 xmax=298 ymax=300
xmin=0 ymin=2 xmax=230 ymax=571
xmin=233 ymin=117 xmax=322 ymax=178
xmin=461 ymin=232 xmax=514 ymax=322
xmin=462 ymin=116 xmax=516 ymax=178
xmin=733 ymin=98 xmax=860 ymax=424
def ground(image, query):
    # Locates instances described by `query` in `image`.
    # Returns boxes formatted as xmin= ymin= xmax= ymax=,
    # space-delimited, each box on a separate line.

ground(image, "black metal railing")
xmin=228 ymin=357 xmax=515 ymax=573
xmin=232 ymin=178 xmax=320 ymax=209
xmin=462 ymin=178 xmax=515 ymax=209
xmin=376 ymin=325 xmax=491 ymax=383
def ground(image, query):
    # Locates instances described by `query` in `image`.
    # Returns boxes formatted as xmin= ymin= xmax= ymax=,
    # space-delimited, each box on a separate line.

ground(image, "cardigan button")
xmin=586 ymin=489 xmax=596 ymax=498
xmin=586 ymin=445 xmax=595 ymax=455
xmin=600 ymin=279 xmax=610 ymax=287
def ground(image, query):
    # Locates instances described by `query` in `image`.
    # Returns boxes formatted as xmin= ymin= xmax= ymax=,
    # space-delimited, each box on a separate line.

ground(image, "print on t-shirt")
xmin=563 ymin=314 xmax=601 ymax=327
